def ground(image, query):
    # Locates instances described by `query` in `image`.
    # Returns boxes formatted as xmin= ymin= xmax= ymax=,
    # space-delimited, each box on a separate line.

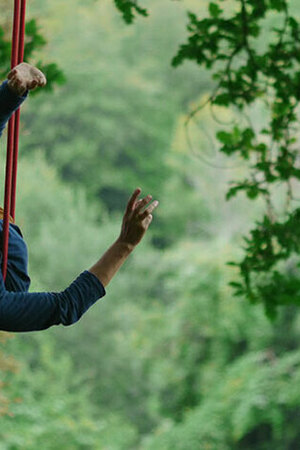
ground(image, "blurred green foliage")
xmin=0 ymin=0 xmax=300 ymax=449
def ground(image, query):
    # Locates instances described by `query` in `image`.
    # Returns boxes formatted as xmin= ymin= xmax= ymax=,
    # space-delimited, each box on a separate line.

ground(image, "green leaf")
xmin=213 ymin=93 xmax=231 ymax=106
xmin=209 ymin=2 xmax=222 ymax=18
xmin=216 ymin=131 xmax=232 ymax=145
xmin=113 ymin=0 xmax=148 ymax=24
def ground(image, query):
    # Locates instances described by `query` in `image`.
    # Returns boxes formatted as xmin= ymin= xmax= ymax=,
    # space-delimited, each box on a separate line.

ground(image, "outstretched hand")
xmin=7 ymin=63 xmax=47 ymax=96
xmin=118 ymin=188 xmax=159 ymax=249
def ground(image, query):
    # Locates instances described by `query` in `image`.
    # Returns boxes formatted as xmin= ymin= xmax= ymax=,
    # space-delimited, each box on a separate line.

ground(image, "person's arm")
xmin=0 ymin=270 xmax=106 ymax=332
xmin=0 ymin=188 xmax=159 ymax=333
xmin=88 ymin=239 xmax=134 ymax=287
xmin=0 ymin=63 xmax=47 ymax=138
xmin=88 ymin=188 xmax=159 ymax=287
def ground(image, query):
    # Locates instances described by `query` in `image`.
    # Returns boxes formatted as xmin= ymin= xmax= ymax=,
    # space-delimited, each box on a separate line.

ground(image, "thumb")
xmin=144 ymin=214 xmax=153 ymax=228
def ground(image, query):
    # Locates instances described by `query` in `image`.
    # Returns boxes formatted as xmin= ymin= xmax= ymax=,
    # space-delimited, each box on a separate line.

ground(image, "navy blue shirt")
xmin=0 ymin=79 xmax=106 ymax=332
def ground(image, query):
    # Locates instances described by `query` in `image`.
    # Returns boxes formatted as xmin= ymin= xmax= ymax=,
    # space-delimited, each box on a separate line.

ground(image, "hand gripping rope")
xmin=2 ymin=0 xmax=27 ymax=280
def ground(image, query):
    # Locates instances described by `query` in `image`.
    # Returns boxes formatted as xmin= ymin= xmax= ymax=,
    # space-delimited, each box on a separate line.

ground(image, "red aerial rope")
xmin=11 ymin=0 xmax=26 ymax=220
xmin=2 ymin=0 xmax=27 ymax=280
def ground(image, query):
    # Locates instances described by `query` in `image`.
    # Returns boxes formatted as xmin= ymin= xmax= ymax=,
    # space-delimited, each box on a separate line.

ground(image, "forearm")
xmin=88 ymin=238 xmax=134 ymax=287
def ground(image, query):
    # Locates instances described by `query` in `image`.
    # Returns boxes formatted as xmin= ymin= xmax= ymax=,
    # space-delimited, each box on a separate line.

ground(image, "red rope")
xmin=11 ymin=0 xmax=26 ymax=220
xmin=2 ymin=0 xmax=26 ymax=280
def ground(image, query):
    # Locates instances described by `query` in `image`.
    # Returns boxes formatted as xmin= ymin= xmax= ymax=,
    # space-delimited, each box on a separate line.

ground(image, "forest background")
xmin=0 ymin=0 xmax=300 ymax=448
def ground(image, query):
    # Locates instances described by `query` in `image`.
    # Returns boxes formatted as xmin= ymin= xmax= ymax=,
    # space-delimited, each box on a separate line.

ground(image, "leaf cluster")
xmin=113 ymin=0 xmax=148 ymax=24
xmin=169 ymin=0 xmax=300 ymax=318
xmin=0 ymin=19 xmax=65 ymax=93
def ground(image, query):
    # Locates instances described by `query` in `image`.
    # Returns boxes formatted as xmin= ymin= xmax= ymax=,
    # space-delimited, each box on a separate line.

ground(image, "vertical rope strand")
xmin=2 ymin=0 xmax=24 ymax=280
xmin=11 ymin=0 xmax=27 ymax=220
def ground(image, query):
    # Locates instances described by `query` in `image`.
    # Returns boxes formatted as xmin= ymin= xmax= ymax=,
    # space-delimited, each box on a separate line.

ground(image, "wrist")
xmin=115 ymin=237 xmax=135 ymax=254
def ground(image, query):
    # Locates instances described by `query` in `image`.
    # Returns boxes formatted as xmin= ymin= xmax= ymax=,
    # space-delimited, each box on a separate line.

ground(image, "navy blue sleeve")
xmin=0 ymin=270 xmax=106 ymax=332
xmin=0 ymin=80 xmax=28 ymax=138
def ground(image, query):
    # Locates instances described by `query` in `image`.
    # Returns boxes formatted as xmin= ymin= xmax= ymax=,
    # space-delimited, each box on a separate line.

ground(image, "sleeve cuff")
xmin=1 ymin=80 xmax=28 ymax=107
xmin=83 ymin=270 xmax=106 ymax=298
xmin=3 ymin=80 xmax=29 ymax=102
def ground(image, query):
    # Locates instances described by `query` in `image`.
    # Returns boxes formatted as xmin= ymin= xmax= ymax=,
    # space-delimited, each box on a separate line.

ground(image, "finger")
xmin=8 ymin=77 xmax=24 ymax=93
xmin=132 ymin=193 xmax=144 ymax=210
xmin=134 ymin=195 xmax=153 ymax=214
xmin=139 ymin=201 xmax=159 ymax=221
xmin=126 ymin=188 xmax=141 ymax=213
xmin=37 ymin=74 xmax=46 ymax=86
xmin=7 ymin=69 xmax=17 ymax=80
xmin=8 ymin=74 xmax=18 ymax=87
xmin=10 ymin=74 xmax=21 ymax=86
xmin=30 ymin=80 xmax=38 ymax=89
xmin=8 ymin=75 xmax=17 ymax=87
xmin=142 ymin=214 xmax=153 ymax=229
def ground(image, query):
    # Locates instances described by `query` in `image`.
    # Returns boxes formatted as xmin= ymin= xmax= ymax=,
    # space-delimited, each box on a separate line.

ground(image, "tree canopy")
xmin=1 ymin=1 xmax=300 ymax=448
